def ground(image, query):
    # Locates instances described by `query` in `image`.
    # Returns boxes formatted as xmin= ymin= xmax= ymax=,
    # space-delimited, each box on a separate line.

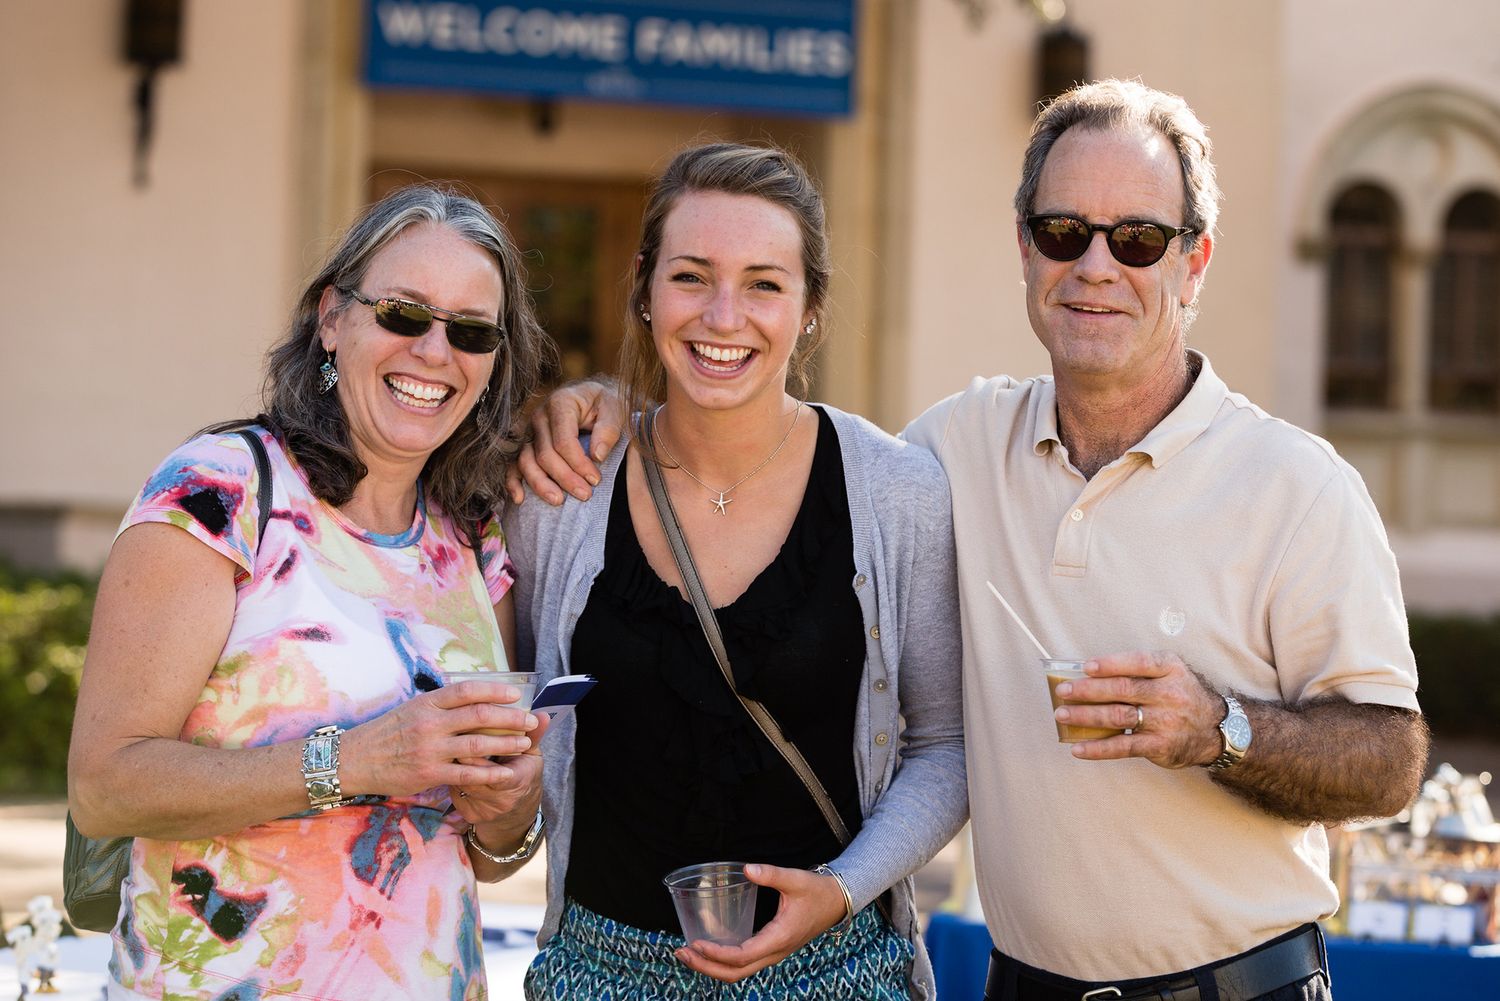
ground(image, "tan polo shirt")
xmin=905 ymin=351 xmax=1419 ymax=980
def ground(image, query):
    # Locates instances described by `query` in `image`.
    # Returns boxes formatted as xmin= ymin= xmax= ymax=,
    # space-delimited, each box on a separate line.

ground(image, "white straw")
xmin=984 ymin=580 xmax=1052 ymax=659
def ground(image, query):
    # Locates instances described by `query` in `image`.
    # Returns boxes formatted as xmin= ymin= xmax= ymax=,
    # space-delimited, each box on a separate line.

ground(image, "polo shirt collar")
xmin=1031 ymin=379 xmax=1063 ymax=456
xmin=1031 ymin=349 xmax=1227 ymax=468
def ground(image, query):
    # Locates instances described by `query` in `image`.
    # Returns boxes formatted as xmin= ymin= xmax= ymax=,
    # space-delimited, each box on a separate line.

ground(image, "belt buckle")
xmin=1081 ymin=990 xmax=1123 ymax=1000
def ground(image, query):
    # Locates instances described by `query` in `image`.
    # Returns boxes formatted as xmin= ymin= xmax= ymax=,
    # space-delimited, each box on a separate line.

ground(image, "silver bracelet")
xmin=465 ymin=809 xmax=545 ymax=865
xmin=301 ymin=725 xmax=351 ymax=811
xmin=812 ymin=864 xmax=856 ymax=938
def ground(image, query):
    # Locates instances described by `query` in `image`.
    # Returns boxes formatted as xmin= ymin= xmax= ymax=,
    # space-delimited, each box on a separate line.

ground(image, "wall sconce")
xmin=1037 ymin=24 xmax=1089 ymax=109
xmin=530 ymin=98 xmax=558 ymax=136
xmin=124 ymin=0 xmax=185 ymax=188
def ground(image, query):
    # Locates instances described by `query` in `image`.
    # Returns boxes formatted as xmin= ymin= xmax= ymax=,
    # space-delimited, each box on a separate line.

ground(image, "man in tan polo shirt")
xmin=507 ymin=80 xmax=1428 ymax=1001
xmin=901 ymin=80 xmax=1426 ymax=1001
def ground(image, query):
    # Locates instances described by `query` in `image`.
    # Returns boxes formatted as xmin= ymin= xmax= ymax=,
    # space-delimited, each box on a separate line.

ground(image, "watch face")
xmin=1225 ymin=715 xmax=1252 ymax=749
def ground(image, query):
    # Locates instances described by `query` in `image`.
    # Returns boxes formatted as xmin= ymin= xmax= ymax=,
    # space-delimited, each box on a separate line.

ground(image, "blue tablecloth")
xmin=923 ymin=912 xmax=1500 ymax=1000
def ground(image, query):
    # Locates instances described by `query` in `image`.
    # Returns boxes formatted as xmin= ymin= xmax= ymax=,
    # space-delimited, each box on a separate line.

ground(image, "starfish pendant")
xmin=711 ymin=493 xmax=732 ymax=515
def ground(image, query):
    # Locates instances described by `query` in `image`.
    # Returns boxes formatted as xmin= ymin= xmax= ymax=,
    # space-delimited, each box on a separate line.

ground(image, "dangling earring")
xmin=471 ymin=385 xmax=491 ymax=422
xmin=639 ymin=304 xmax=652 ymax=325
xmin=318 ymin=350 xmax=339 ymax=394
xmin=803 ymin=319 xmax=816 ymax=336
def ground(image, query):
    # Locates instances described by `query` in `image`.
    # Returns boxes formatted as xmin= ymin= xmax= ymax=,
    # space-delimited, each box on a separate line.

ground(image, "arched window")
xmin=1429 ymin=190 xmax=1500 ymax=413
xmin=1325 ymin=184 xmax=1399 ymax=409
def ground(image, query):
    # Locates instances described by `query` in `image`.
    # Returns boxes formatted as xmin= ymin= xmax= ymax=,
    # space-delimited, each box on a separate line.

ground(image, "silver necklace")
xmin=654 ymin=403 xmax=803 ymax=515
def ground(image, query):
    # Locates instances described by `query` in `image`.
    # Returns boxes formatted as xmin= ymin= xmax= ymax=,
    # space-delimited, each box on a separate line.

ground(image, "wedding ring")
xmin=1133 ymin=705 xmax=1145 ymax=732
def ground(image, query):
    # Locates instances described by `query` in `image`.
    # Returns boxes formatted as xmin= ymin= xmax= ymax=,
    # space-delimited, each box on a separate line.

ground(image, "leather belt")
xmin=984 ymin=923 xmax=1326 ymax=1001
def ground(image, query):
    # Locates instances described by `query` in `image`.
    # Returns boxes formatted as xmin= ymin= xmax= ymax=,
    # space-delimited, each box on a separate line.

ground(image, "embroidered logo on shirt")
xmin=1158 ymin=607 xmax=1187 ymax=636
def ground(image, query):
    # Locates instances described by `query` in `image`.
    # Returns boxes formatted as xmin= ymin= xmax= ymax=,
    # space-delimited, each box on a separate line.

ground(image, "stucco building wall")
xmin=1 ymin=1 xmax=302 ymax=560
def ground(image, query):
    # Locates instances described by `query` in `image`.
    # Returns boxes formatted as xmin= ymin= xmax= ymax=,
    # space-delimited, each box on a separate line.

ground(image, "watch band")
xmin=1209 ymin=694 xmax=1251 ymax=771
xmin=466 ymin=809 xmax=545 ymax=865
xmin=301 ymin=725 xmax=348 ymax=810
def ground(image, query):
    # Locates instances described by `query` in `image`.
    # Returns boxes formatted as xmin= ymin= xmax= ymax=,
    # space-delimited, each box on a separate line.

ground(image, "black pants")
xmin=984 ymin=923 xmax=1332 ymax=1001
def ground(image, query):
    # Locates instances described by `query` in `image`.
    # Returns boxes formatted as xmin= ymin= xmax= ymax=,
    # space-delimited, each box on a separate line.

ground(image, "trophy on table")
xmin=4 ymin=896 xmax=64 ymax=998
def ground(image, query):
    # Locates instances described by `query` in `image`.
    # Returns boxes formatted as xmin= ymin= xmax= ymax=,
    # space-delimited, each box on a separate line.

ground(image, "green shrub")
xmin=0 ymin=561 xmax=96 ymax=795
xmin=1407 ymin=611 xmax=1500 ymax=740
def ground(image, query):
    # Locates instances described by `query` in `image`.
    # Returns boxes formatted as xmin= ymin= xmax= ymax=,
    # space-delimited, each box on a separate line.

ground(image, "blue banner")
xmin=363 ymin=1 xmax=857 ymax=117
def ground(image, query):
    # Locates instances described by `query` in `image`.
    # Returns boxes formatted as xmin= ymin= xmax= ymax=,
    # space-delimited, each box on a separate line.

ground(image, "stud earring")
xmin=803 ymin=320 xmax=816 ymax=336
xmin=640 ymin=304 xmax=651 ymax=324
xmin=318 ymin=350 xmax=339 ymax=394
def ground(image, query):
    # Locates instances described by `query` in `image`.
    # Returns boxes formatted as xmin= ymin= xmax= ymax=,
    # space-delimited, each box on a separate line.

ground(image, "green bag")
xmin=61 ymin=427 xmax=272 ymax=933
xmin=61 ymin=820 xmax=134 ymax=932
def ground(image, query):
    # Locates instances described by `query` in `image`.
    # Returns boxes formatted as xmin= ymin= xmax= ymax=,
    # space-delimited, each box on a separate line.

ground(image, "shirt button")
xmin=854 ymin=573 xmax=867 ymax=589
xmin=873 ymin=679 xmax=888 ymax=693
xmin=874 ymin=732 xmax=890 ymax=746
xmin=870 ymin=625 xmax=881 ymax=640
xmin=1070 ymin=508 xmax=1084 ymax=522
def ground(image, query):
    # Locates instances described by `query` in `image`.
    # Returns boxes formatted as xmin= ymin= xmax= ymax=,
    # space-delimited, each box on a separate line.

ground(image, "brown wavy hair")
xmin=258 ymin=183 xmax=554 ymax=548
xmin=619 ymin=142 xmax=832 ymax=454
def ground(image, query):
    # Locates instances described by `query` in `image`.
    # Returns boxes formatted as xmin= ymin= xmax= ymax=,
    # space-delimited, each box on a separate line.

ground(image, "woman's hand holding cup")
xmin=338 ymin=678 xmax=544 ymax=799
xmin=442 ymin=672 xmax=550 ymax=867
xmin=672 ymin=863 xmax=851 ymax=983
xmin=449 ymin=708 xmax=549 ymax=829
xmin=439 ymin=670 xmax=540 ymax=738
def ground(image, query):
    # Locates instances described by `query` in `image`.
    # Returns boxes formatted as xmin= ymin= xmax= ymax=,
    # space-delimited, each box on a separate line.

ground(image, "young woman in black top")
xmin=506 ymin=142 xmax=965 ymax=1000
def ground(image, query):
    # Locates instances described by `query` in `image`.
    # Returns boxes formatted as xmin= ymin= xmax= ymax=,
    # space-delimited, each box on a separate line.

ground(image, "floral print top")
xmin=106 ymin=426 xmax=514 ymax=1001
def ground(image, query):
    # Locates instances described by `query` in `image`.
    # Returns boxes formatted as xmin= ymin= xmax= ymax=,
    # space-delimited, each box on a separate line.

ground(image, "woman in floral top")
xmin=68 ymin=184 xmax=555 ymax=1001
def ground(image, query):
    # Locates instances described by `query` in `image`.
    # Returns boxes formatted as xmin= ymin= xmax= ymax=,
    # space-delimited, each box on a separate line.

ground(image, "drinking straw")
xmin=984 ymin=580 xmax=1052 ymax=659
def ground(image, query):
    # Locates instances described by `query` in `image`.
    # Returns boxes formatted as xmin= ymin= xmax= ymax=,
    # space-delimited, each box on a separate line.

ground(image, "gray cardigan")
xmin=503 ymin=404 xmax=967 ymax=1000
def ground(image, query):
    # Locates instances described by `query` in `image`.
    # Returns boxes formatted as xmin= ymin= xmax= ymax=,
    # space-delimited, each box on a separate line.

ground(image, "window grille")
xmin=1325 ymin=183 xmax=1399 ymax=409
xmin=1429 ymin=190 xmax=1500 ymax=413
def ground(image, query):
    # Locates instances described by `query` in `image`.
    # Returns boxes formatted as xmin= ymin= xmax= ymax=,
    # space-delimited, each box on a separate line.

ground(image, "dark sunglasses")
xmin=340 ymin=287 xmax=505 ymax=354
xmin=1025 ymin=214 xmax=1198 ymax=268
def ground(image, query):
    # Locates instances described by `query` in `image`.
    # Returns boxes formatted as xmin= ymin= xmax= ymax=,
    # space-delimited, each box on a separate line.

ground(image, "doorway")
xmin=371 ymin=171 xmax=647 ymax=382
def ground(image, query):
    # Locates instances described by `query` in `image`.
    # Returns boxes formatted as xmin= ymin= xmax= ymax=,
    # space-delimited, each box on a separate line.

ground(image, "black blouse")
xmin=565 ymin=406 xmax=866 ymax=933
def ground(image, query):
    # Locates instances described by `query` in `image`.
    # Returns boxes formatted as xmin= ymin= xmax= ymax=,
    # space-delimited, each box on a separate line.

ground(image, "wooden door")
xmin=371 ymin=171 xmax=646 ymax=382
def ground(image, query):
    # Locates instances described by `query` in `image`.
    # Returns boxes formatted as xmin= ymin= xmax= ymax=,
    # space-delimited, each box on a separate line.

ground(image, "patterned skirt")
xmin=523 ymin=898 xmax=916 ymax=1000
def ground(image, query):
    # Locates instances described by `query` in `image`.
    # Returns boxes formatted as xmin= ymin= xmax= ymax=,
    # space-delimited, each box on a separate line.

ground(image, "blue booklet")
xmin=529 ymin=675 xmax=597 ymax=721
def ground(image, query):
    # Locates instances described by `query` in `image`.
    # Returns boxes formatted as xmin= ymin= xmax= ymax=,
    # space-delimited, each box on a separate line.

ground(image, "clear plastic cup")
xmin=1043 ymin=658 xmax=1126 ymax=743
xmin=663 ymin=862 xmax=758 ymax=946
xmin=439 ymin=670 xmax=538 ymax=736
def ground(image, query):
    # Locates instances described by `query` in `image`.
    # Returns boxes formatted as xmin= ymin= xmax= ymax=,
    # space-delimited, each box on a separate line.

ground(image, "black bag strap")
xmin=639 ymin=408 xmax=852 ymax=848
xmin=234 ymin=427 xmax=273 ymax=547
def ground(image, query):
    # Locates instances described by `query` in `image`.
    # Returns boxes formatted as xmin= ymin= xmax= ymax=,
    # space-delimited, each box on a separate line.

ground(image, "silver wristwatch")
xmin=301 ymin=725 xmax=349 ymax=810
xmin=1209 ymin=695 xmax=1252 ymax=771
xmin=466 ymin=809 xmax=546 ymax=865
